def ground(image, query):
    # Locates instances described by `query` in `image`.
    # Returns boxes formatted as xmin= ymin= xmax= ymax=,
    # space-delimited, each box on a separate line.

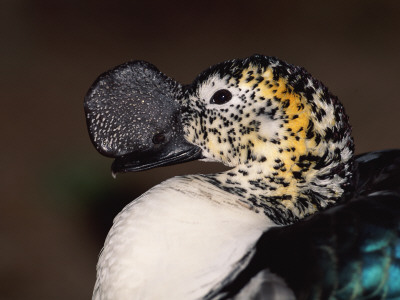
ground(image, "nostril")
xmin=152 ymin=133 xmax=166 ymax=144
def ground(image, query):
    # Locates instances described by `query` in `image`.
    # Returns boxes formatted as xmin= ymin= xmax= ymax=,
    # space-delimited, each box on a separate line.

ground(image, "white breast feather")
xmin=93 ymin=176 xmax=275 ymax=300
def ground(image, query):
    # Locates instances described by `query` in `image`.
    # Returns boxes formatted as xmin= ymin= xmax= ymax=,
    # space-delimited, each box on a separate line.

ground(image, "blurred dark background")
xmin=1 ymin=1 xmax=400 ymax=299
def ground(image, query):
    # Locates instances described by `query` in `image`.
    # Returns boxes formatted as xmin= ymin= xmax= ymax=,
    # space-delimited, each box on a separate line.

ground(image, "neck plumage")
xmin=200 ymin=149 xmax=355 ymax=225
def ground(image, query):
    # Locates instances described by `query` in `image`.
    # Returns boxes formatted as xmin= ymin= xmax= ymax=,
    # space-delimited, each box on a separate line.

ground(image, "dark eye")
xmin=210 ymin=89 xmax=232 ymax=105
xmin=152 ymin=133 xmax=166 ymax=144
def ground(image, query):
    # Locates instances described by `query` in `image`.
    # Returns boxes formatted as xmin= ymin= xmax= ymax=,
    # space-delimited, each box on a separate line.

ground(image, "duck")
xmin=84 ymin=55 xmax=400 ymax=300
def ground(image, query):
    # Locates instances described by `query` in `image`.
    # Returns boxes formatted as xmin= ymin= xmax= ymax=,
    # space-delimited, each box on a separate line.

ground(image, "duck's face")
xmin=85 ymin=55 xmax=354 ymax=200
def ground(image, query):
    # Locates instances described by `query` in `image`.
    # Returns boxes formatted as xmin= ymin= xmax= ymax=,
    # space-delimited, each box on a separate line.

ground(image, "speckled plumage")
xmin=181 ymin=55 xmax=354 ymax=224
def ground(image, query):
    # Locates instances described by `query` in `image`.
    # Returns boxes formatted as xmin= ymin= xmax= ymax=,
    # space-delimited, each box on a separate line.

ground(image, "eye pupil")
xmin=210 ymin=89 xmax=232 ymax=105
xmin=152 ymin=133 xmax=166 ymax=144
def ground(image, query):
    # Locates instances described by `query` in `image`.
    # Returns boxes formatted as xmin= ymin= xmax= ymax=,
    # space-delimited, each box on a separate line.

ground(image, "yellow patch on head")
xmin=237 ymin=66 xmax=325 ymax=199
xmin=240 ymin=67 xmax=311 ymax=148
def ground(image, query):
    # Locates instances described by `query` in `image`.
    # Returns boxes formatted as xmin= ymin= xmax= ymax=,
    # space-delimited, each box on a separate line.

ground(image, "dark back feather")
xmin=206 ymin=150 xmax=400 ymax=300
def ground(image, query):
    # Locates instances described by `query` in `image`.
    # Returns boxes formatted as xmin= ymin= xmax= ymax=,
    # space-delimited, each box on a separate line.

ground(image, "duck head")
xmin=84 ymin=55 xmax=355 ymax=224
